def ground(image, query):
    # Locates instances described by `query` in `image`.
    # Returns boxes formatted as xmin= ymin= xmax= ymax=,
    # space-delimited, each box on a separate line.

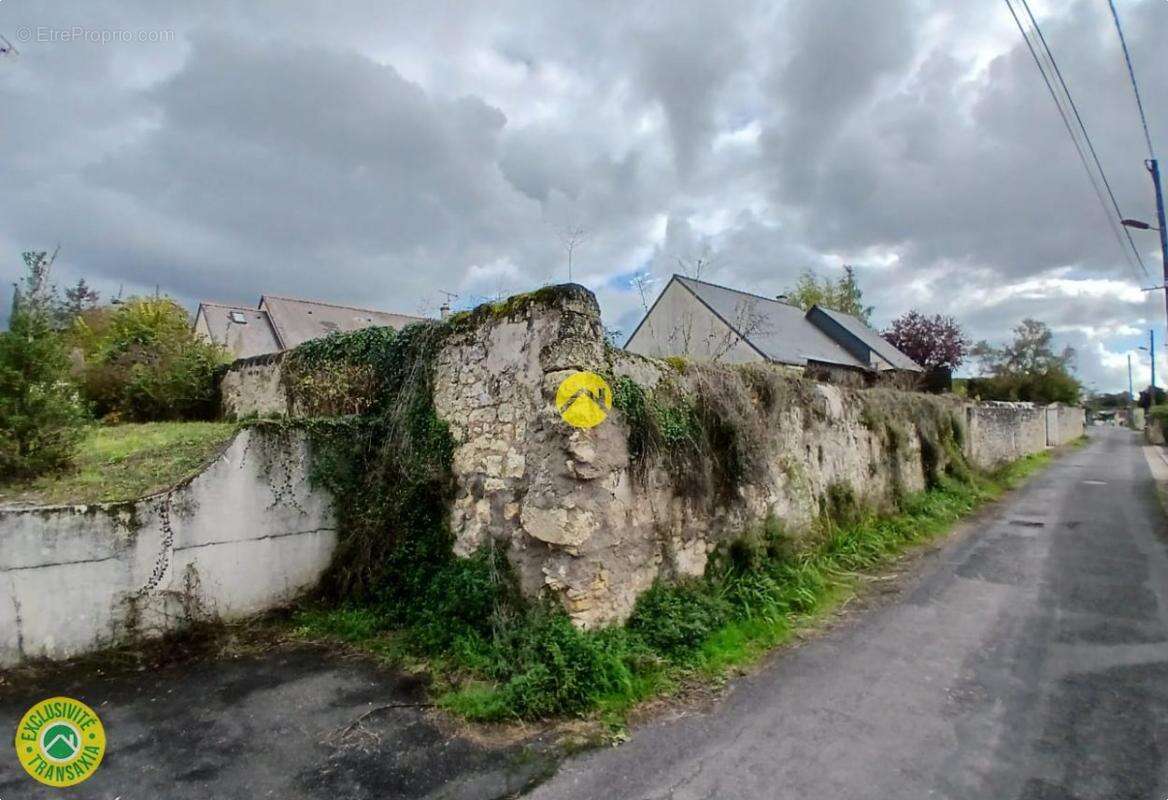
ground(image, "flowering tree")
xmin=883 ymin=311 xmax=968 ymax=370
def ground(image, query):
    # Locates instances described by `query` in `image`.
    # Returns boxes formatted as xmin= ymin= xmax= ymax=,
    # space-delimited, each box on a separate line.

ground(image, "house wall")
xmin=0 ymin=429 xmax=335 ymax=667
xmin=624 ymin=279 xmax=761 ymax=364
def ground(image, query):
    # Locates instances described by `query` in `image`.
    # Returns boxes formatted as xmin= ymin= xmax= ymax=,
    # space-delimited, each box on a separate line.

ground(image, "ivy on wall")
xmin=267 ymin=286 xmax=987 ymax=722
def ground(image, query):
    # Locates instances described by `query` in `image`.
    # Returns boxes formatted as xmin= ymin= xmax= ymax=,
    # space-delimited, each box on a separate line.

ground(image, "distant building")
xmin=194 ymin=294 xmax=426 ymax=360
xmin=624 ymin=275 xmax=922 ymax=378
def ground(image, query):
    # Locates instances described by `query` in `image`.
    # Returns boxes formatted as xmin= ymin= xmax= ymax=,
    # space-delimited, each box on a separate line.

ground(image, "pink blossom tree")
xmin=883 ymin=311 xmax=968 ymax=370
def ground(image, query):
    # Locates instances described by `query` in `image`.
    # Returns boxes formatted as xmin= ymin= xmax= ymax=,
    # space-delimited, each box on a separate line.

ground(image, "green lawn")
xmin=0 ymin=422 xmax=238 ymax=506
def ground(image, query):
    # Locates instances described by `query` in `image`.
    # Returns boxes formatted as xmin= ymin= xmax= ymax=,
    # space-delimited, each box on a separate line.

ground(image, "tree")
xmin=966 ymin=319 xmax=1081 ymax=404
xmin=62 ymin=278 xmax=100 ymax=318
xmin=0 ymin=252 xmax=87 ymax=479
xmin=784 ymin=265 xmax=873 ymax=324
xmin=883 ymin=311 xmax=968 ymax=370
xmin=1086 ymin=390 xmax=1131 ymax=410
xmin=75 ymin=296 xmax=227 ymax=421
xmin=1138 ymin=385 xmax=1166 ymax=410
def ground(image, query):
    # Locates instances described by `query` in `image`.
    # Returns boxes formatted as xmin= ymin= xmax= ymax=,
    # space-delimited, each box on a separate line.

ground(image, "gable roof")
xmin=258 ymin=295 xmax=427 ymax=350
xmin=809 ymin=306 xmax=923 ymax=372
xmin=671 ymin=276 xmax=865 ymax=368
xmin=195 ymin=302 xmax=281 ymax=359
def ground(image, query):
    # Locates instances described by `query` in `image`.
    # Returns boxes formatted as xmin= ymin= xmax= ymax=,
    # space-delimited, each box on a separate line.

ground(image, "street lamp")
xmin=1123 ymin=218 xmax=1161 ymax=231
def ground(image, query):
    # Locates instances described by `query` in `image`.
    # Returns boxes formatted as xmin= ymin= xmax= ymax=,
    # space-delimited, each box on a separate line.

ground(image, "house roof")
xmin=811 ymin=306 xmax=923 ymax=372
xmin=258 ymin=295 xmax=427 ymax=350
xmin=673 ymin=276 xmax=865 ymax=368
xmin=195 ymin=302 xmax=282 ymax=360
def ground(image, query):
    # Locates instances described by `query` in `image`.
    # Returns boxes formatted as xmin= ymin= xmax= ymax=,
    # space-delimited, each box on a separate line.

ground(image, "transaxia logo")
xmin=14 ymin=697 xmax=106 ymax=787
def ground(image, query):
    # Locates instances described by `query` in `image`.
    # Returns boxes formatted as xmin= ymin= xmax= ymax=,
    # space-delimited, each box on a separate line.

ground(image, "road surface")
xmin=526 ymin=428 xmax=1168 ymax=800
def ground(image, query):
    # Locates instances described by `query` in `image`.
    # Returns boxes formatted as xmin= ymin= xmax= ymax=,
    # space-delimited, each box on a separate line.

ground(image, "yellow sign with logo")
xmin=14 ymin=697 xmax=106 ymax=787
xmin=556 ymin=371 xmax=612 ymax=430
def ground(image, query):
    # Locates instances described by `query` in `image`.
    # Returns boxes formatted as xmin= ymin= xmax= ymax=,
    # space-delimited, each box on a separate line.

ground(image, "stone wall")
xmin=219 ymin=352 xmax=288 ymax=419
xmin=215 ymin=287 xmax=1082 ymax=627
xmin=0 ymin=429 xmax=334 ymax=667
xmin=431 ymin=287 xmax=957 ymax=627
xmin=1049 ymin=404 xmax=1085 ymax=446
xmin=964 ymin=402 xmax=1048 ymax=469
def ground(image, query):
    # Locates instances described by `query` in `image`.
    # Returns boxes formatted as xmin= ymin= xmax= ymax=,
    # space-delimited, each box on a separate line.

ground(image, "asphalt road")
xmin=0 ymin=642 xmax=557 ymax=800
xmin=527 ymin=427 xmax=1168 ymax=800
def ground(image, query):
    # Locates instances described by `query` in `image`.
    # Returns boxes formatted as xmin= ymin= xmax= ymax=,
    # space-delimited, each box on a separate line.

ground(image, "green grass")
xmin=0 ymin=421 xmax=238 ymax=505
xmin=290 ymin=450 xmax=1053 ymax=725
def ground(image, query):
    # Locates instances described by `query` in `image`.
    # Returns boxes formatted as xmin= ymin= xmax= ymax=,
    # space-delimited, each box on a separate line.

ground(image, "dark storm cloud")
xmin=2 ymin=0 xmax=1166 ymax=390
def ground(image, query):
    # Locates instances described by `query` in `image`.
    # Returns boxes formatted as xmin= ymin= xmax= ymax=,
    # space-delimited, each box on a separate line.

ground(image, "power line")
xmin=1106 ymin=0 xmax=1155 ymax=161
xmin=1003 ymin=0 xmax=1143 ymax=280
xmin=1002 ymin=0 xmax=1148 ymax=280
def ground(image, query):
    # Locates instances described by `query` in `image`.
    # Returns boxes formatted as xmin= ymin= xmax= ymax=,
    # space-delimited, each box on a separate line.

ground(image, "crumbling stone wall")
xmin=431 ymin=287 xmax=952 ymax=626
xmin=216 ymin=287 xmax=1081 ymax=627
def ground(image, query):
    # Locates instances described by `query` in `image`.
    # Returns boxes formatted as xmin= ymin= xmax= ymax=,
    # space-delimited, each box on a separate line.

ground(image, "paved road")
xmin=527 ymin=428 xmax=1168 ymax=800
xmin=0 ymin=643 xmax=556 ymax=800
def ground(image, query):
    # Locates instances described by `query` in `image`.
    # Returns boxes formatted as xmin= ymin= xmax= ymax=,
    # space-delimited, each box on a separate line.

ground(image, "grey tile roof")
xmin=675 ymin=276 xmax=866 ymax=368
xmin=811 ymin=306 xmax=923 ymax=372
xmin=259 ymin=295 xmax=427 ymax=350
xmin=196 ymin=303 xmax=282 ymax=360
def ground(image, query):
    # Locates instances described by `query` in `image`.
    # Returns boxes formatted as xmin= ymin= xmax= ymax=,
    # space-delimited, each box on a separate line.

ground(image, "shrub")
xmin=492 ymin=611 xmax=636 ymax=717
xmin=281 ymin=326 xmax=398 ymax=416
xmin=73 ymin=298 xmax=227 ymax=422
xmin=626 ymin=580 xmax=732 ymax=658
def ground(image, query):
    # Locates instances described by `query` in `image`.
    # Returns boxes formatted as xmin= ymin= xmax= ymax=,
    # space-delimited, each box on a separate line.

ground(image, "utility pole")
xmin=1150 ymin=159 xmax=1168 ymax=324
xmin=1129 ymin=352 xmax=1135 ymax=427
xmin=1152 ymin=328 xmax=1158 ymax=404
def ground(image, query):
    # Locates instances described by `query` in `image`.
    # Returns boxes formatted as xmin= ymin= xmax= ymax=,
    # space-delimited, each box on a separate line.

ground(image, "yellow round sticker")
xmin=555 ymin=371 xmax=612 ymax=430
xmin=14 ymin=697 xmax=106 ymax=787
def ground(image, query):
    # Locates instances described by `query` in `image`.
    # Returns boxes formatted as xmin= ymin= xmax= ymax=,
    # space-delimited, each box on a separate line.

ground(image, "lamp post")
xmin=1122 ymin=158 xmax=1168 ymax=347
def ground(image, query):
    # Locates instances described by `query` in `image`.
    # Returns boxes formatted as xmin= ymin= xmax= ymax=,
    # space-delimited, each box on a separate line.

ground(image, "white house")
xmin=625 ymin=275 xmax=921 ymax=377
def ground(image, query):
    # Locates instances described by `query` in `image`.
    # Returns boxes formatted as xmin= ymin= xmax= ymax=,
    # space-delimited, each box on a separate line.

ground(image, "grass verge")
xmin=0 ymin=421 xmax=238 ymax=505
xmin=290 ymin=451 xmax=1052 ymax=726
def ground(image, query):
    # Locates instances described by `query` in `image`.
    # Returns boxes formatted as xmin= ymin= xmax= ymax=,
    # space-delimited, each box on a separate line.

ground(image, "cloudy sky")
xmin=2 ymin=0 xmax=1166 ymax=392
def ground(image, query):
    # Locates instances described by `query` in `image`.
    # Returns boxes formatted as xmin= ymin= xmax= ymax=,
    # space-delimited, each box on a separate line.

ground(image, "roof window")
xmin=229 ymin=311 xmax=247 ymax=324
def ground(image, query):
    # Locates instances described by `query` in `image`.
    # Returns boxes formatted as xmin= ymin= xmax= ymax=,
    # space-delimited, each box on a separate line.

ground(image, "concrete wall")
xmin=0 ymin=429 xmax=335 ymax=667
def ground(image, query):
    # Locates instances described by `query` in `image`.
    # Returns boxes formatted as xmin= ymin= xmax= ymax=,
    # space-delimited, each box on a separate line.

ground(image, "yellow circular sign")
xmin=555 ymin=371 xmax=612 ymax=430
xmin=14 ymin=697 xmax=106 ymax=787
